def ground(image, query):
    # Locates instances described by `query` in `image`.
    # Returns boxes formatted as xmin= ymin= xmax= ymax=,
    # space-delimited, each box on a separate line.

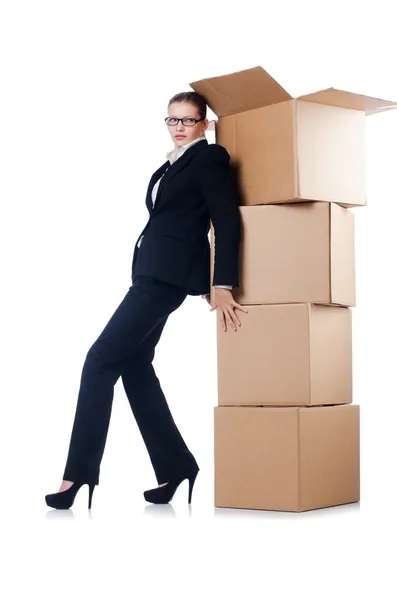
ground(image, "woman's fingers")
xmin=226 ymin=308 xmax=240 ymax=331
xmin=219 ymin=308 xmax=236 ymax=332
xmin=232 ymin=301 xmax=248 ymax=314
xmin=229 ymin=307 xmax=241 ymax=328
xmin=222 ymin=302 xmax=249 ymax=331
xmin=209 ymin=300 xmax=249 ymax=331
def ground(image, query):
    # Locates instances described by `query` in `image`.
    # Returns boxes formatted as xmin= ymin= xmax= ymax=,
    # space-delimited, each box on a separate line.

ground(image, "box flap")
xmin=189 ymin=66 xmax=292 ymax=117
xmin=297 ymin=87 xmax=397 ymax=115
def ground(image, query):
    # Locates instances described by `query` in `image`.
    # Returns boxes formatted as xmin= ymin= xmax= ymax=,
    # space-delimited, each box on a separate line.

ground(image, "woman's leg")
xmin=59 ymin=276 xmax=188 ymax=488
xmin=121 ymin=316 xmax=198 ymax=485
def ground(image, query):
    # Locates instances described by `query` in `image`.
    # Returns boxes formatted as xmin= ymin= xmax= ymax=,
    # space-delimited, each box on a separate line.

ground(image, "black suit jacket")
xmin=131 ymin=138 xmax=241 ymax=296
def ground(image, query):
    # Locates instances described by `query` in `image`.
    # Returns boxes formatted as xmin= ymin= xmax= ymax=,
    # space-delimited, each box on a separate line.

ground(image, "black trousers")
xmin=62 ymin=274 xmax=198 ymax=486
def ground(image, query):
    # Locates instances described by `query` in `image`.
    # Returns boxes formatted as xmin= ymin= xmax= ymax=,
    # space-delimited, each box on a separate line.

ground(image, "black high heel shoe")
xmin=45 ymin=481 xmax=96 ymax=510
xmin=143 ymin=466 xmax=199 ymax=504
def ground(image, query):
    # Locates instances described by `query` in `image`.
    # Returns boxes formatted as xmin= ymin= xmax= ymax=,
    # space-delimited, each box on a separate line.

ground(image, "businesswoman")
xmin=45 ymin=90 xmax=245 ymax=510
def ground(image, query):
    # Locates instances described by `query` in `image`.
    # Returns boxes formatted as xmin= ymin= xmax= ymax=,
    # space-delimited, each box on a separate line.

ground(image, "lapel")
xmin=146 ymin=138 xmax=208 ymax=213
xmin=145 ymin=162 xmax=169 ymax=213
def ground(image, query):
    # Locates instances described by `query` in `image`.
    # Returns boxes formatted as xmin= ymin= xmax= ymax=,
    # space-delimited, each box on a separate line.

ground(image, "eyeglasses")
xmin=164 ymin=116 xmax=205 ymax=127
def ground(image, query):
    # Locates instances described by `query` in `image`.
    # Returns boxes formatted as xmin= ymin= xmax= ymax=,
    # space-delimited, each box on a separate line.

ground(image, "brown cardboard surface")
xmin=309 ymin=305 xmax=353 ymax=406
xmin=330 ymin=203 xmax=356 ymax=308
xmin=298 ymin=88 xmax=397 ymax=114
xmin=210 ymin=202 xmax=355 ymax=306
xmin=217 ymin=101 xmax=298 ymax=203
xmin=216 ymin=303 xmax=352 ymax=406
xmin=295 ymin=101 xmax=366 ymax=204
xmin=190 ymin=65 xmax=397 ymax=117
xmin=298 ymin=404 xmax=360 ymax=510
xmin=190 ymin=65 xmax=292 ymax=117
xmin=214 ymin=404 xmax=360 ymax=512
xmin=190 ymin=66 xmax=397 ymax=206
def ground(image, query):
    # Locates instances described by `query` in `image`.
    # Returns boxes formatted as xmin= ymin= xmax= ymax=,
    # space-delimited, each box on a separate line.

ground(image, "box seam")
xmin=329 ymin=203 xmax=333 ymax=303
xmin=308 ymin=304 xmax=312 ymax=406
xmin=294 ymin=100 xmax=300 ymax=199
xmin=297 ymin=408 xmax=301 ymax=511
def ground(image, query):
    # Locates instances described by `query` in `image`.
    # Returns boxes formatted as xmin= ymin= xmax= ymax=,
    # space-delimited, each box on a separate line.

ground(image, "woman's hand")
xmin=202 ymin=288 xmax=248 ymax=331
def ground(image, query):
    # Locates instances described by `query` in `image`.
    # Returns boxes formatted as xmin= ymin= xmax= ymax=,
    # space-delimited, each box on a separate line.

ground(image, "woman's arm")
xmin=194 ymin=143 xmax=241 ymax=289
xmin=195 ymin=144 xmax=246 ymax=331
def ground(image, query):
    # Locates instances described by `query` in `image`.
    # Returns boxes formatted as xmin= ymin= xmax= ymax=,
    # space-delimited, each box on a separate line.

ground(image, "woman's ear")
xmin=205 ymin=120 xmax=217 ymax=132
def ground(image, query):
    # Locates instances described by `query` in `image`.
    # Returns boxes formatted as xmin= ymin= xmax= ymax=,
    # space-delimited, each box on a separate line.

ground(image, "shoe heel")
xmin=88 ymin=484 xmax=96 ymax=509
xmin=188 ymin=471 xmax=198 ymax=504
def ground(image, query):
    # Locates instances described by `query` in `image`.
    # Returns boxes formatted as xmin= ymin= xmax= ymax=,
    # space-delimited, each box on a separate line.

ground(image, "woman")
xmin=45 ymin=91 xmax=246 ymax=510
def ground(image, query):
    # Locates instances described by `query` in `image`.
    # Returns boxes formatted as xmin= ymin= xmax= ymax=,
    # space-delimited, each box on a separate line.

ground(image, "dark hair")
xmin=168 ymin=91 xmax=208 ymax=120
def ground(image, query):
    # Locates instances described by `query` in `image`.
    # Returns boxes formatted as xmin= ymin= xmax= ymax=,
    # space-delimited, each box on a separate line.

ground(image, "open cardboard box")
xmin=191 ymin=66 xmax=397 ymax=207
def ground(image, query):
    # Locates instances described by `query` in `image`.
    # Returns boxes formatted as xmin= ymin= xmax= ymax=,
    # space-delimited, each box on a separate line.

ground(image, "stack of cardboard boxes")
xmin=190 ymin=66 xmax=396 ymax=512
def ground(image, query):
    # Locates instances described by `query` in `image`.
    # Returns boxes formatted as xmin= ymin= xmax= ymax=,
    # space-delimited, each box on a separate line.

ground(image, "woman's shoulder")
xmin=196 ymin=142 xmax=230 ymax=164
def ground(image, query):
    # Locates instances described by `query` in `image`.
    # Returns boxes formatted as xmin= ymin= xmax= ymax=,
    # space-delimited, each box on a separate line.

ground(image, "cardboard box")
xmin=191 ymin=66 xmax=396 ymax=207
xmin=210 ymin=201 xmax=355 ymax=306
xmin=214 ymin=404 xmax=360 ymax=512
xmin=217 ymin=303 xmax=352 ymax=406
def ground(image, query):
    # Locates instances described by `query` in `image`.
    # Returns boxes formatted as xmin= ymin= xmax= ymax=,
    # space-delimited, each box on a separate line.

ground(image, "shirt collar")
xmin=166 ymin=135 xmax=206 ymax=165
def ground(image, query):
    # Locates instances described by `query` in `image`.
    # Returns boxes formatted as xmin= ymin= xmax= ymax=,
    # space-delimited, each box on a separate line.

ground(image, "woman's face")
xmin=167 ymin=101 xmax=209 ymax=148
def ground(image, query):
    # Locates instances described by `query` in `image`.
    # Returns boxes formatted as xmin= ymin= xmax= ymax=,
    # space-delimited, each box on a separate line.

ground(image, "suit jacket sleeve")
xmin=194 ymin=144 xmax=241 ymax=289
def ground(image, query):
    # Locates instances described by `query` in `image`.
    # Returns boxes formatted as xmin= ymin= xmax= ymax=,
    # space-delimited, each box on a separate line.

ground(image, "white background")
xmin=1 ymin=0 xmax=397 ymax=598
